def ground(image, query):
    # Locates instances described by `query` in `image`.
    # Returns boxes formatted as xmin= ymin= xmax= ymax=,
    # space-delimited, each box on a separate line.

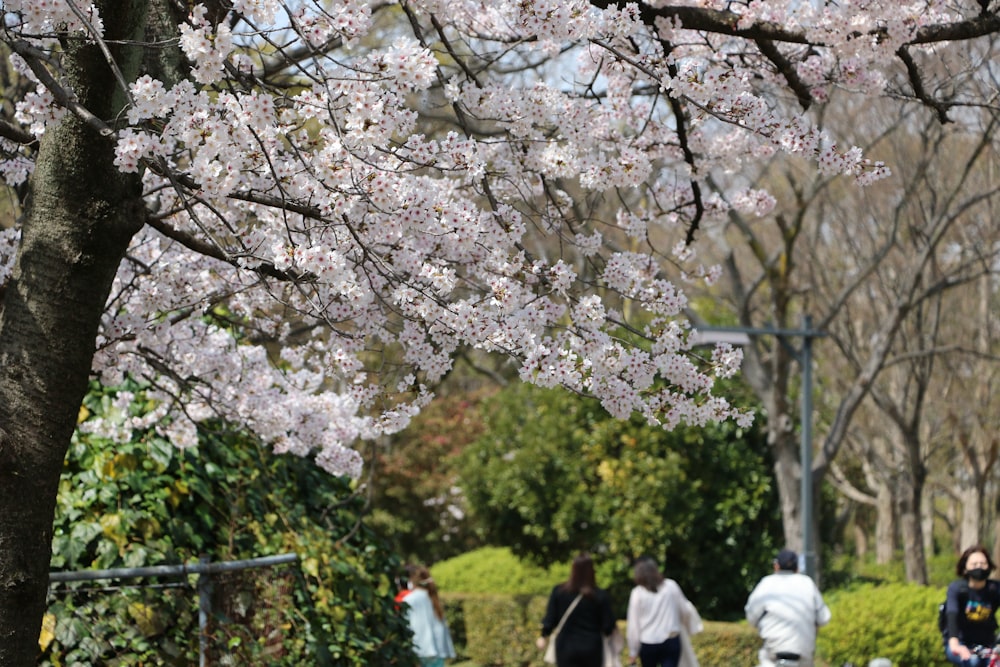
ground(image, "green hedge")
xmin=692 ymin=621 xmax=760 ymax=666
xmin=442 ymin=593 xmax=753 ymax=667
xmin=433 ymin=547 xmax=566 ymax=596
xmin=42 ymin=383 xmax=417 ymax=667
xmin=443 ymin=582 xmax=952 ymax=667
xmin=817 ymin=582 xmax=946 ymax=667
xmin=442 ymin=593 xmax=546 ymax=666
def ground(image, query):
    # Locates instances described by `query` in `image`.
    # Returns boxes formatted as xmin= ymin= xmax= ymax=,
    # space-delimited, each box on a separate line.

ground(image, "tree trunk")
xmin=898 ymin=477 xmax=929 ymax=584
xmin=921 ymin=487 xmax=934 ymax=560
xmin=755 ymin=332 xmax=802 ymax=552
xmin=959 ymin=484 xmax=984 ymax=549
xmin=898 ymin=429 xmax=929 ymax=584
xmin=0 ymin=3 xmax=146 ymax=663
xmin=875 ymin=484 xmax=895 ymax=564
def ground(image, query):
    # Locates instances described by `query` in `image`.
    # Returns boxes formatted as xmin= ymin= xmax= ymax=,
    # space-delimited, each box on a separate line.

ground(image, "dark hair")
xmin=957 ymin=545 xmax=997 ymax=578
xmin=411 ymin=564 xmax=445 ymax=620
xmin=561 ymin=553 xmax=597 ymax=597
xmin=633 ymin=556 xmax=664 ymax=593
xmin=396 ymin=563 xmax=416 ymax=591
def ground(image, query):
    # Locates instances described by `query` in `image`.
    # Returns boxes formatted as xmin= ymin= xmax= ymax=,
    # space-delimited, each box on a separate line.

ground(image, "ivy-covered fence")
xmin=45 ymin=554 xmax=306 ymax=666
xmin=40 ymin=381 xmax=418 ymax=667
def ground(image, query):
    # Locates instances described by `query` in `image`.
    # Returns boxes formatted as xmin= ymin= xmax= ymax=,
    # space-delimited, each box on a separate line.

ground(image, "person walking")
xmin=744 ymin=549 xmax=831 ymax=667
xmin=624 ymin=556 xmax=702 ymax=667
xmin=943 ymin=545 xmax=1000 ymax=666
xmin=537 ymin=553 xmax=616 ymax=667
xmin=403 ymin=564 xmax=456 ymax=667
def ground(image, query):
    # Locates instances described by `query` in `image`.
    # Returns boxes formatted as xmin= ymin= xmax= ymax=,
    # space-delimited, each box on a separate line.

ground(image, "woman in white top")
xmin=404 ymin=565 xmax=456 ymax=667
xmin=625 ymin=557 xmax=701 ymax=667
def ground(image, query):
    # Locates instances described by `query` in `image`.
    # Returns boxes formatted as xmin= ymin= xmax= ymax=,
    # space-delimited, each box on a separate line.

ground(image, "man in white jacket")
xmin=745 ymin=549 xmax=831 ymax=667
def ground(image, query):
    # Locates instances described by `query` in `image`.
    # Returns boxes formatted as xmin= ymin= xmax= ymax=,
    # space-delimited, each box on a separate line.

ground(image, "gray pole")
xmin=800 ymin=315 xmax=815 ymax=579
xmin=199 ymin=556 xmax=212 ymax=667
xmin=49 ymin=552 xmax=299 ymax=583
xmin=691 ymin=322 xmax=824 ymax=580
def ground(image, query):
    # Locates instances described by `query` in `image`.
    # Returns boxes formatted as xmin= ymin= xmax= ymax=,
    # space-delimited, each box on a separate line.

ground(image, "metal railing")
xmin=49 ymin=553 xmax=299 ymax=667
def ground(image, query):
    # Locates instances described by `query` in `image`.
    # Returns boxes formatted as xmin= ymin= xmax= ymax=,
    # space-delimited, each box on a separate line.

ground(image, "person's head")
xmin=411 ymin=564 xmax=445 ymax=619
xmin=633 ymin=556 xmax=665 ymax=593
xmin=564 ymin=553 xmax=597 ymax=596
xmin=774 ymin=548 xmax=798 ymax=573
xmin=396 ymin=563 xmax=415 ymax=591
xmin=957 ymin=545 xmax=996 ymax=581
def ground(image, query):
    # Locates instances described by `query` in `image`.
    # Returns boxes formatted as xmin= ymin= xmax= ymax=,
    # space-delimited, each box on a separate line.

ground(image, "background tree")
xmin=808 ymin=107 xmax=1000 ymax=580
xmin=3 ymin=2 xmax=1000 ymax=660
xmin=692 ymin=90 xmax=1000 ymax=578
xmin=369 ymin=390 xmax=490 ymax=565
xmin=461 ymin=383 xmax=610 ymax=564
xmin=460 ymin=380 xmax=780 ymax=619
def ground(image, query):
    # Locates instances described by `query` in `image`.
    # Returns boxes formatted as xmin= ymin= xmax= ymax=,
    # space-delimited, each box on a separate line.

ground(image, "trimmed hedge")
xmin=442 ymin=593 xmax=544 ymax=665
xmin=442 ymin=593 xmax=752 ymax=667
xmin=443 ymin=582 xmax=951 ymax=667
xmin=432 ymin=547 xmax=566 ymax=596
xmin=817 ymin=582 xmax=946 ymax=667
xmin=692 ymin=621 xmax=760 ymax=666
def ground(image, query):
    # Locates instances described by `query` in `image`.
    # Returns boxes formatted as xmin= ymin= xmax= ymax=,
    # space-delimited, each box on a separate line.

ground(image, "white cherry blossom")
xmin=2 ymin=0 xmax=988 ymax=478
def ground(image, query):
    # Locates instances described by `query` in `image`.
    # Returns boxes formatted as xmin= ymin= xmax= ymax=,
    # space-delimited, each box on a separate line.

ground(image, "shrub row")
xmin=441 ymin=593 xmax=756 ymax=667
xmin=442 ymin=582 xmax=949 ymax=667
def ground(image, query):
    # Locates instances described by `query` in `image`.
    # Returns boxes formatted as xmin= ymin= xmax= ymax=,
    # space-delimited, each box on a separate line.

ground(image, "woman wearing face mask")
xmin=944 ymin=545 xmax=1000 ymax=666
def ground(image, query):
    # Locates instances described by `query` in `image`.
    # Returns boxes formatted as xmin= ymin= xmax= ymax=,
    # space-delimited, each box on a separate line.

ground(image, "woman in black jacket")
xmin=944 ymin=544 xmax=1000 ymax=666
xmin=537 ymin=553 xmax=616 ymax=667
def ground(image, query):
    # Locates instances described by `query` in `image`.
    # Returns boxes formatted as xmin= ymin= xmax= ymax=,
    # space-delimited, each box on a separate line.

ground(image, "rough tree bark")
xmin=0 ymin=3 xmax=147 ymax=664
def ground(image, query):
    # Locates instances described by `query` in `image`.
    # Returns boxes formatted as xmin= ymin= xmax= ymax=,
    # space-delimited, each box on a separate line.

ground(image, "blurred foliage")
xmin=459 ymin=380 xmax=780 ymax=620
xmin=816 ymin=582 xmax=945 ymax=667
xmin=369 ymin=391 xmax=491 ymax=565
xmin=460 ymin=382 xmax=609 ymax=563
xmin=42 ymin=380 xmax=418 ymax=667
xmin=431 ymin=547 xmax=566 ymax=596
xmin=823 ymin=549 xmax=957 ymax=590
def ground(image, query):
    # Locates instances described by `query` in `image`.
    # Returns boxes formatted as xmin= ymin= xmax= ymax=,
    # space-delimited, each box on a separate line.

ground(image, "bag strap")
xmin=553 ymin=594 xmax=583 ymax=636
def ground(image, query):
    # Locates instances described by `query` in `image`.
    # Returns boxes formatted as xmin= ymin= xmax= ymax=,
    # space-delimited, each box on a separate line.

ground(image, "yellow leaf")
xmin=128 ymin=601 xmax=167 ymax=637
xmin=167 ymin=479 xmax=189 ymax=508
xmin=102 ymin=453 xmax=137 ymax=480
xmin=100 ymin=513 xmax=128 ymax=550
xmin=38 ymin=613 xmax=56 ymax=652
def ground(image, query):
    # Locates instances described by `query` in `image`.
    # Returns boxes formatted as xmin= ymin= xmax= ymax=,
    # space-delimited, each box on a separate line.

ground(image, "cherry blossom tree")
xmin=0 ymin=0 xmax=998 ymax=662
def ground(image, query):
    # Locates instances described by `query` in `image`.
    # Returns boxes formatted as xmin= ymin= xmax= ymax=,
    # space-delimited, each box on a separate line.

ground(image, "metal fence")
xmin=48 ymin=553 xmax=301 ymax=666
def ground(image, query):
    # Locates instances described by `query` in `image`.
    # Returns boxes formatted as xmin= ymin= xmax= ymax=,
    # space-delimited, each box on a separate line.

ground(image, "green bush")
xmin=442 ymin=593 xmax=544 ymax=666
xmin=692 ymin=621 xmax=760 ymax=667
xmin=928 ymin=552 xmax=959 ymax=587
xmin=433 ymin=547 xmax=567 ymax=596
xmin=817 ymin=582 xmax=945 ymax=667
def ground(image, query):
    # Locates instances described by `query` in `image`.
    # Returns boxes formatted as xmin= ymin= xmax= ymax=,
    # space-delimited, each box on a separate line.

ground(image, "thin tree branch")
xmin=756 ymin=38 xmax=812 ymax=111
xmin=0 ymin=118 xmax=36 ymax=146
xmin=896 ymin=46 xmax=951 ymax=124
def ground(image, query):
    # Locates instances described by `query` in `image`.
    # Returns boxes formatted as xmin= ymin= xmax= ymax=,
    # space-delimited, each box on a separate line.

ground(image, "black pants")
xmin=639 ymin=635 xmax=681 ymax=667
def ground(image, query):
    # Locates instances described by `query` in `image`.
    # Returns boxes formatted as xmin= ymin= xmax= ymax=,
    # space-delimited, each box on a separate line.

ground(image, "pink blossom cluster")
xmin=2 ymin=0 xmax=979 ymax=476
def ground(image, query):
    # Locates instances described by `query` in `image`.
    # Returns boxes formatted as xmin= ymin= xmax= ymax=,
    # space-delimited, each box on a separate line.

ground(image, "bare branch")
xmin=896 ymin=46 xmax=951 ymax=123
xmin=8 ymin=40 xmax=114 ymax=138
xmin=756 ymin=39 xmax=812 ymax=111
xmin=590 ymin=1 xmax=1000 ymax=49
xmin=0 ymin=118 xmax=36 ymax=147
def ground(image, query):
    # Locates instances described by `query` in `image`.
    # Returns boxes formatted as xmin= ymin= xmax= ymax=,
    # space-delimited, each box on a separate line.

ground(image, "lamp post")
xmin=690 ymin=315 xmax=825 ymax=579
